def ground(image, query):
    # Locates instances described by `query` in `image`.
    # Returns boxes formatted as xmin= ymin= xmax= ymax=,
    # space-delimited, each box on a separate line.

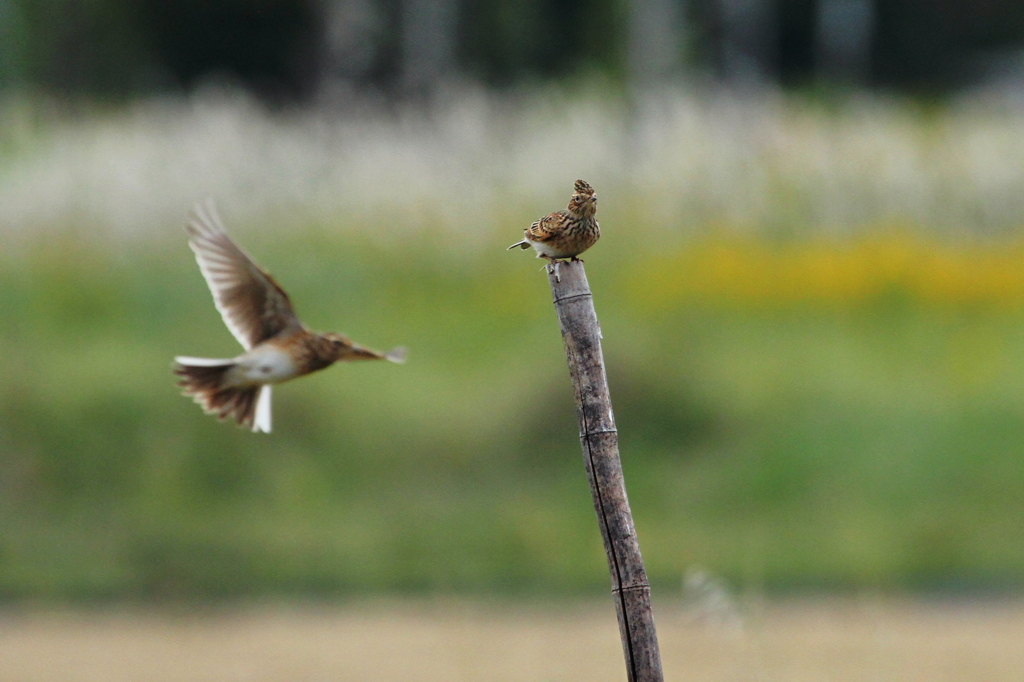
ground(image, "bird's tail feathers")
xmin=253 ymin=385 xmax=272 ymax=433
xmin=173 ymin=358 xmax=269 ymax=433
xmin=174 ymin=356 xmax=235 ymax=367
xmin=507 ymin=240 xmax=530 ymax=250
xmin=173 ymin=358 xmax=235 ymax=393
xmin=385 ymin=346 xmax=408 ymax=364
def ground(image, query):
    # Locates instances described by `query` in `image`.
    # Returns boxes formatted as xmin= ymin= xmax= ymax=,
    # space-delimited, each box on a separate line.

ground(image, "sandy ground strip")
xmin=0 ymin=598 xmax=1022 ymax=682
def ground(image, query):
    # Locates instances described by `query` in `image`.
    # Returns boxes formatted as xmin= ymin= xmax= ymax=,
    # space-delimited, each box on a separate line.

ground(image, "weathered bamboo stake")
xmin=547 ymin=260 xmax=664 ymax=682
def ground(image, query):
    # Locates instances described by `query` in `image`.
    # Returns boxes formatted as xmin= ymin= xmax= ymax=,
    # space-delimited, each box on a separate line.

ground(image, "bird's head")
xmin=321 ymin=332 xmax=399 ymax=362
xmin=322 ymin=332 xmax=353 ymax=358
xmin=568 ymin=179 xmax=597 ymax=217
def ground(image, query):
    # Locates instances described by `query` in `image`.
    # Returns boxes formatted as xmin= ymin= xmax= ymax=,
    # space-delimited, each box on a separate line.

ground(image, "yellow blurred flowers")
xmin=631 ymin=229 xmax=1024 ymax=311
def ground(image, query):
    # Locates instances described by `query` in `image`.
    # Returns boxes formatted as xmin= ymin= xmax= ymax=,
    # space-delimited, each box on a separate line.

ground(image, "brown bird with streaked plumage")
xmin=173 ymin=202 xmax=405 ymax=433
xmin=508 ymin=179 xmax=600 ymax=274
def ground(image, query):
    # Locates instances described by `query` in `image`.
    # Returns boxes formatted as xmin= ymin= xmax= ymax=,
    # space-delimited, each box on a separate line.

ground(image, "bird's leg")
xmin=538 ymin=256 xmax=562 ymax=282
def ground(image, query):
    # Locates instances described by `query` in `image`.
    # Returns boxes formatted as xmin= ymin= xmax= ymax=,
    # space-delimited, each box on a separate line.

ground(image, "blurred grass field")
xmin=2 ymin=90 xmax=1024 ymax=601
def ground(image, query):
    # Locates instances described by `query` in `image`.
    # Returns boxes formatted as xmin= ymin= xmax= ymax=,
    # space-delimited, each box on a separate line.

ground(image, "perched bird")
xmin=508 ymin=179 xmax=600 ymax=274
xmin=174 ymin=202 xmax=405 ymax=433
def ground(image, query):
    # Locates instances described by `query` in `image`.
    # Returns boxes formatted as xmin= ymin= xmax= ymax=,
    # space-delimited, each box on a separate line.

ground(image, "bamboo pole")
xmin=547 ymin=260 xmax=664 ymax=682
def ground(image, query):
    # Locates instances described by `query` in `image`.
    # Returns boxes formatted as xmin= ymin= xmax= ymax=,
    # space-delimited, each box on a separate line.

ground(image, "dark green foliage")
xmin=5 ymin=0 xmax=1024 ymax=99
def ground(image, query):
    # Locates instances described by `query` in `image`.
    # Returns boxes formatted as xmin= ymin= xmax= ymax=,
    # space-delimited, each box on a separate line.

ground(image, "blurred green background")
xmin=3 ymin=0 xmax=1024 ymax=603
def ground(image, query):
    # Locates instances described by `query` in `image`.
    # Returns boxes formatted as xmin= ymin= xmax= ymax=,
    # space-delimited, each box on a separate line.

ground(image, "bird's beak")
xmin=348 ymin=344 xmax=407 ymax=364
xmin=347 ymin=344 xmax=386 ymax=361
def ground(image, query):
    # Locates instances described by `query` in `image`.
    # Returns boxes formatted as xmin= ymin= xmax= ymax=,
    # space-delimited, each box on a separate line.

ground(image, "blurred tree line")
xmin=2 ymin=0 xmax=1024 ymax=102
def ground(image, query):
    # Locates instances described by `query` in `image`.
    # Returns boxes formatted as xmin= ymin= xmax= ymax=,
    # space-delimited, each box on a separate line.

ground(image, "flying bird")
xmin=508 ymin=179 xmax=600 ymax=274
xmin=174 ymin=202 xmax=405 ymax=433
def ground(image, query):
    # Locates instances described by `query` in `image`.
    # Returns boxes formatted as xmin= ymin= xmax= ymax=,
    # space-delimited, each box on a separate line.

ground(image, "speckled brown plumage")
xmin=508 ymin=179 xmax=600 ymax=265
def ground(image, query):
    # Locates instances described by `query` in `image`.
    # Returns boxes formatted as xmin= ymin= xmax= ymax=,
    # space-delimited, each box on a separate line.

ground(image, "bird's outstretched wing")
xmin=186 ymin=201 xmax=302 ymax=350
xmin=525 ymin=210 xmax=569 ymax=242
